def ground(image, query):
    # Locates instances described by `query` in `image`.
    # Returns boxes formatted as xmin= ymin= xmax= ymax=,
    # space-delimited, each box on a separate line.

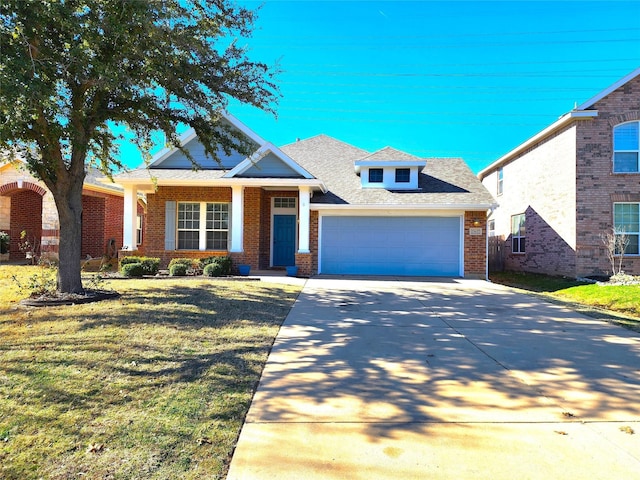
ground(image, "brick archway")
xmin=0 ymin=182 xmax=46 ymax=259
xmin=0 ymin=180 xmax=47 ymax=197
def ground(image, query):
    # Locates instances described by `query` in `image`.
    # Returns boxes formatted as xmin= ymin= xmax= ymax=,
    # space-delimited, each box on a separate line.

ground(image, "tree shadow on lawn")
xmin=0 ymin=281 xmax=300 ymax=467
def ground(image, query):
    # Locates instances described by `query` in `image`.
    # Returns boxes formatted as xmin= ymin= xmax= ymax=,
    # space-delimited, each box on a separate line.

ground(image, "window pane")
xmin=512 ymin=237 xmax=519 ymax=253
xmin=395 ymin=168 xmax=410 ymax=183
xmin=614 ymin=122 xmax=639 ymax=150
xmin=369 ymin=168 xmax=383 ymax=183
xmin=614 ymin=152 xmax=639 ymax=173
xmin=626 ymin=235 xmax=639 ymax=255
xmin=206 ymin=231 xmax=228 ymax=250
xmin=178 ymin=231 xmax=199 ymax=250
xmin=520 ymin=237 xmax=525 ymax=253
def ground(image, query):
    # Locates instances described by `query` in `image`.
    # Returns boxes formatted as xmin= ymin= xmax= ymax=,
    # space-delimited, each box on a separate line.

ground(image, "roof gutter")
xmin=311 ymin=202 xmax=497 ymax=211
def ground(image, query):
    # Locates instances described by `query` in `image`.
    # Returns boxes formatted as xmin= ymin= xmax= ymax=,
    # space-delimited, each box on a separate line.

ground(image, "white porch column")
xmin=298 ymin=186 xmax=311 ymax=253
xmin=123 ymin=185 xmax=138 ymax=250
xmin=230 ymin=185 xmax=244 ymax=252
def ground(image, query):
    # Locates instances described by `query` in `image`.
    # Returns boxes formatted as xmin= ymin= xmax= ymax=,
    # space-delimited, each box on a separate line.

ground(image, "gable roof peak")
xmin=576 ymin=66 xmax=640 ymax=111
xmin=360 ymin=146 xmax=423 ymax=162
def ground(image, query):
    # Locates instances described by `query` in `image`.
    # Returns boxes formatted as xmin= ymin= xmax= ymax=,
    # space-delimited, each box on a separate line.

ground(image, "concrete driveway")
xmin=227 ymin=277 xmax=640 ymax=479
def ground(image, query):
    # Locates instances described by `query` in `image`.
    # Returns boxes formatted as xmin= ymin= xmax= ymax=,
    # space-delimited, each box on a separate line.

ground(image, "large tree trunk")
xmin=50 ymin=171 xmax=85 ymax=294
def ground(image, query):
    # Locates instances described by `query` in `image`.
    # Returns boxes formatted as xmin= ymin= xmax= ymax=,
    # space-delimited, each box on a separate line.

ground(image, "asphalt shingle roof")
xmin=281 ymin=134 xmax=495 ymax=207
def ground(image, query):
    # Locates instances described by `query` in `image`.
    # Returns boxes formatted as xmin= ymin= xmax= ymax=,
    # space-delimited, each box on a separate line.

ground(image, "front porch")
xmin=120 ymin=183 xmax=320 ymax=277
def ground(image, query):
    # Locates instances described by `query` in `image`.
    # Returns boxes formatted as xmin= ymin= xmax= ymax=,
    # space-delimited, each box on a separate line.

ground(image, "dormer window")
xmin=355 ymin=147 xmax=425 ymax=190
xmin=395 ymin=168 xmax=410 ymax=183
xmin=369 ymin=168 xmax=383 ymax=183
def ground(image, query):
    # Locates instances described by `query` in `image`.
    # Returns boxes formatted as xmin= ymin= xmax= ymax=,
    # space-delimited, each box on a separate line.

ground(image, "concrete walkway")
xmin=227 ymin=277 xmax=640 ymax=479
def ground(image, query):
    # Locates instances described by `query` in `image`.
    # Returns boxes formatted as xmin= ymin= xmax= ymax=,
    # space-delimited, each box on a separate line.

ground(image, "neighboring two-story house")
xmin=113 ymin=113 xmax=495 ymax=278
xmin=478 ymin=67 xmax=640 ymax=278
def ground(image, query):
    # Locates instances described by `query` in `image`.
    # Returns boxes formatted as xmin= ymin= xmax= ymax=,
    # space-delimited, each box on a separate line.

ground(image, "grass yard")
xmin=0 ymin=265 xmax=302 ymax=479
xmin=490 ymin=271 xmax=640 ymax=332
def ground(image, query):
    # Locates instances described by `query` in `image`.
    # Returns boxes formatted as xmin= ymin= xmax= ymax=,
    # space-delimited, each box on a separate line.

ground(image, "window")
xmin=368 ymin=168 xmax=383 ymax=183
xmin=614 ymin=203 xmax=639 ymax=254
xmin=206 ymin=203 xmax=229 ymax=250
xmin=488 ymin=219 xmax=496 ymax=237
xmin=497 ymin=167 xmax=504 ymax=195
xmin=136 ymin=215 xmax=143 ymax=245
xmin=177 ymin=202 xmax=229 ymax=250
xmin=511 ymin=213 xmax=525 ymax=253
xmin=274 ymin=197 xmax=296 ymax=209
xmin=613 ymin=122 xmax=639 ymax=173
xmin=395 ymin=168 xmax=410 ymax=183
xmin=177 ymin=202 xmax=200 ymax=249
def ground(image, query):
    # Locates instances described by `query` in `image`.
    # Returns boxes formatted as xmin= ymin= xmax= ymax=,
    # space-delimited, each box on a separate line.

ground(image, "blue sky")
xmin=119 ymin=0 xmax=640 ymax=173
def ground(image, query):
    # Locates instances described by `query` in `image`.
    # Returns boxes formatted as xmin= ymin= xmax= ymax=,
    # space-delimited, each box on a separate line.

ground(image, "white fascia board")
xmin=149 ymin=111 xmax=267 ymax=168
xmin=576 ymin=67 xmax=640 ymax=111
xmin=354 ymin=160 xmax=425 ymax=174
xmin=311 ymin=203 xmax=495 ymax=212
xmin=110 ymin=176 xmax=327 ymax=193
xmin=223 ymin=142 xmax=316 ymax=179
xmin=477 ymin=110 xmax=598 ymax=180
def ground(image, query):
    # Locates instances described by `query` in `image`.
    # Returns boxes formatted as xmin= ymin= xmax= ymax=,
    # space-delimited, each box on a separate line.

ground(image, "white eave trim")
xmin=477 ymin=110 xmax=598 ymax=179
xmin=354 ymin=160 xmax=425 ymax=174
xmin=108 ymin=176 xmax=327 ymax=194
xmin=576 ymin=67 xmax=640 ymax=110
xmin=311 ymin=202 xmax=496 ymax=211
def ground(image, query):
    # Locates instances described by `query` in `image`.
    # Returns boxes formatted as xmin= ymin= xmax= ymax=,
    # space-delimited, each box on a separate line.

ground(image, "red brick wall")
xmin=575 ymin=74 xmax=640 ymax=276
xmin=81 ymin=195 xmax=105 ymax=257
xmin=9 ymin=190 xmax=42 ymax=258
xmin=145 ymin=186 xmax=233 ymax=267
xmin=464 ymin=211 xmax=487 ymax=278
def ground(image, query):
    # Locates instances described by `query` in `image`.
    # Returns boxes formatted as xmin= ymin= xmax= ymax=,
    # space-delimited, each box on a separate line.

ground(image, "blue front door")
xmin=273 ymin=215 xmax=296 ymax=266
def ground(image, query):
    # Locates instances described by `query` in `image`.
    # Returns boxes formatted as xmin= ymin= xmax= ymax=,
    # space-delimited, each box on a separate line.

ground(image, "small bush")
xmin=120 ymin=256 xmax=159 ymax=276
xmin=168 ymin=258 xmax=200 ymax=275
xmin=121 ymin=262 xmax=144 ymax=278
xmin=139 ymin=258 xmax=160 ymax=275
xmin=201 ymin=256 xmax=232 ymax=276
xmin=169 ymin=263 xmax=188 ymax=277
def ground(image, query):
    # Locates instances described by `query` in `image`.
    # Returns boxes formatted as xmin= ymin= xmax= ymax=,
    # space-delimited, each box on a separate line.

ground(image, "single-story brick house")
xmin=0 ymin=161 xmax=145 ymax=261
xmin=112 ymin=113 xmax=495 ymax=278
xmin=478 ymin=67 xmax=640 ymax=278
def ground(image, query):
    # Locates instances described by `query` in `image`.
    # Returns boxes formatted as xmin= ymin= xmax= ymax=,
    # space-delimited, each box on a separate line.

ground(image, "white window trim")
xmin=613 ymin=121 xmax=640 ymax=174
xmin=613 ymin=202 xmax=640 ymax=256
xmin=511 ymin=213 xmax=525 ymax=254
xmin=176 ymin=201 xmax=230 ymax=251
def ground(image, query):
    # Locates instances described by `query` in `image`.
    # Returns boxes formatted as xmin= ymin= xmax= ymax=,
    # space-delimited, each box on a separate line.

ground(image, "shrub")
xmin=168 ymin=258 xmax=200 ymax=275
xmin=169 ymin=263 xmax=188 ymax=277
xmin=120 ymin=256 xmax=159 ymax=276
xmin=121 ymin=262 xmax=144 ymax=278
xmin=201 ymin=256 xmax=232 ymax=277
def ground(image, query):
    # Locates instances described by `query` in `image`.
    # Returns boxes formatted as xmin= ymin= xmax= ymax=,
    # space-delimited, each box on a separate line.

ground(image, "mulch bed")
xmin=20 ymin=289 xmax=121 ymax=307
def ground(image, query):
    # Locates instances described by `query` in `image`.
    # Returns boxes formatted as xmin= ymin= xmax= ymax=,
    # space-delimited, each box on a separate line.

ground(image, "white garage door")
xmin=321 ymin=216 xmax=461 ymax=276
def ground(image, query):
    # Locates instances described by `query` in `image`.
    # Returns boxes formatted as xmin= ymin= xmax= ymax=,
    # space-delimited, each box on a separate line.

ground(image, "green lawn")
xmin=0 ymin=266 xmax=302 ymax=479
xmin=490 ymin=271 xmax=640 ymax=332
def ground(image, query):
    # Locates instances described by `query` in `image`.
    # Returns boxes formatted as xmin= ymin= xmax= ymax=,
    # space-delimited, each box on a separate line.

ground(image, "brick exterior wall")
xmin=464 ymin=211 xmax=487 ymax=278
xmin=575 ymin=74 xmax=640 ymax=277
xmin=482 ymin=124 xmax=579 ymax=277
xmin=9 ymin=189 xmax=42 ymax=259
xmin=81 ymin=191 xmax=128 ymax=258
